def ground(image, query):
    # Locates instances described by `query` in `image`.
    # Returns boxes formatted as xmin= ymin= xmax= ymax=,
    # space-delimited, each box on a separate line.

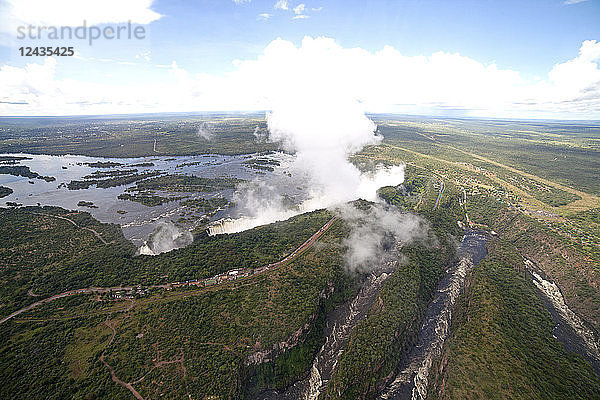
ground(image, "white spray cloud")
xmin=335 ymin=202 xmax=428 ymax=273
xmin=211 ymin=68 xmax=406 ymax=234
xmin=138 ymin=221 xmax=193 ymax=255
xmin=196 ymin=122 xmax=212 ymax=140
xmin=253 ymin=125 xmax=269 ymax=142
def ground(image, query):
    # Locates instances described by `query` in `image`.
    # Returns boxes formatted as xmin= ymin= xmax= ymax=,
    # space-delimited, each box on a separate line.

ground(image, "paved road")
xmin=1 ymin=217 xmax=337 ymax=325
xmin=433 ymin=178 xmax=444 ymax=210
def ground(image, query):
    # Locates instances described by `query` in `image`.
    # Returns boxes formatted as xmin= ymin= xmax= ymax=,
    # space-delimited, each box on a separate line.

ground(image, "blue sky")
xmin=0 ymin=0 xmax=599 ymax=117
xmin=146 ymin=0 xmax=600 ymax=77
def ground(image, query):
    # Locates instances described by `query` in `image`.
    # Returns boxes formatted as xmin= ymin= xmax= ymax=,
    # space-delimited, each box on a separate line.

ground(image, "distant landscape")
xmin=0 ymin=114 xmax=599 ymax=399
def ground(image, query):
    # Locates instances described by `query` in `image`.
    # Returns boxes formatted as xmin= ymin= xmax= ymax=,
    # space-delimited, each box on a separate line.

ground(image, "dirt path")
xmin=33 ymin=212 xmax=109 ymax=244
xmin=100 ymin=320 xmax=145 ymax=400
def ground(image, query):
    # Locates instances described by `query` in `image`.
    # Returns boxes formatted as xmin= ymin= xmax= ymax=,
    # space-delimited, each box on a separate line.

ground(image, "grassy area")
xmin=0 ymin=115 xmax=277 ymax=157
xmin=0 ymin=210 xmax=353 ymax=399
xmin=428 ymin=238 xmax=600 ymax=400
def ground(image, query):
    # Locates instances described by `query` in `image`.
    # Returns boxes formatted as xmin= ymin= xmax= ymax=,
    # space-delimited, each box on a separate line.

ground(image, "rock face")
xmin=245 ymin=320 xmax=315 ymax=366
xmin=524 ymin=258 xmax=600 ymax=374
xmin=379 ymin=230 xmax=489 ymax=400
xmin=245 ymin=283 xmax=335 ymax=367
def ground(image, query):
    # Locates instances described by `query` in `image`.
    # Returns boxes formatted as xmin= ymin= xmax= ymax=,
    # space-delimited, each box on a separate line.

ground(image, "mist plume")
xmin=138 ymin=222 xmax=193 ymax=255
xmin=335 ymin=202 xmax=428 ymax=272
xmin=211 ymin=50 xmax=405 ymax=234
xmin=196 ymin=122 xmax=212 ymax=140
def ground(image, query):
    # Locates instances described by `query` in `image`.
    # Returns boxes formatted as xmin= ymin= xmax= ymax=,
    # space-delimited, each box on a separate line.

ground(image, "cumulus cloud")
xmin=293 ymin=3 xmax=305 ymax=14
xmin=1 ymin=37 xmax=599 ymax=119
xmin=274 ymin=0 xmax=288 ymax=10
xmin=0 ymin=0 xmax=161 ymax=32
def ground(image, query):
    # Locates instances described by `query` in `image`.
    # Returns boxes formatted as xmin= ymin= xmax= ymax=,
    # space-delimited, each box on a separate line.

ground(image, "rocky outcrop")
xmin=245 ymin=282 xmax=335 ymax=367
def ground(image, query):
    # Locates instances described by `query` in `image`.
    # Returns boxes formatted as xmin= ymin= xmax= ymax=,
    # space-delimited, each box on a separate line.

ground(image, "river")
xmin=379 ymin=229 xmax=489 ymax=400
xmin=0 ymin=152 xmax=294 ymax=246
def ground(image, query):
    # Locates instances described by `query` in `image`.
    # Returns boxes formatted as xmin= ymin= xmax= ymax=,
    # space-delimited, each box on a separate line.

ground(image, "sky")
xmin=0 ymin=0 xmax=599 ymax=118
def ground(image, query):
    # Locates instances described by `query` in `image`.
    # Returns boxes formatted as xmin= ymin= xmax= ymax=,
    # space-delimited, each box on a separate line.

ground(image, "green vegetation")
xmin=325 ymin=243 xmax=447 ymax=399
xmin=128 ymin=162 xmax=154 ymax=167
xmin=180 ymin=197 xmax=229 ymax=215
xmin=83 ymin=169 xmax=139 ymax=179
xmin=130 ymin=174 xmax=243 ymax=193
xmin=429 ymin=238 xmax=600 ymax=400
xmin=0 ymin=207 xmax=352 ymax=399
xmin=0 ymin=206 xmax=334 ymax=317
xmin=84 ymin=161 xmax=123 ymax=168
xmin=0 ymin=115 xmax=277 ymax=157
xmin=77 ymin=201 xmax=98 ymax=208
xmin=67 ymin=171 xmax=162 ymax=190
xmin=243 ymin=157 xmax=281 ymax=172
xmin=0 ymin=185 xmax=13 ymax=198
xmin=0 ymin=165 xmax=55 ymax=182
xmin=377 ymin=173 xmax=428 ymax=210
xmin=0 ymin=206 xmax=135 ymax=317
xmin=1 ymin=313 xmax=128 ymax=399
xmin=0 ymin=155 xmax=32 ymax=163
xmin=117 ymin=193 xmax=185 ymax=207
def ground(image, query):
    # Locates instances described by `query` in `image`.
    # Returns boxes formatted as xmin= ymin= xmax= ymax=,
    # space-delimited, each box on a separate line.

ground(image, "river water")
xmin=254 ymin=242 xmax=404 ymax=400
xmin=0 ymin=152 xmax=294 ymax=246
xmin=254 ymin=230 xmax=490 ymax=400
xmin=524 ymin=259 xmax=600 ymax=375
xmin=379 ymin=229 xmax=489 ymax=400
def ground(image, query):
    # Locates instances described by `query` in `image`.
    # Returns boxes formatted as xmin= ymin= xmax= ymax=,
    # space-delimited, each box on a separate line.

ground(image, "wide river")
xmin=0 ymin=152 xmax=294 ymax=247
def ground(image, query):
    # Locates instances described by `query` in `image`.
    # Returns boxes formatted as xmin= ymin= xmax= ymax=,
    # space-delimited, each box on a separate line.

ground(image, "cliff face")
xmin=491 ymin=209 xmax=600 ymax=333
xmin=245 ymin=319 xmax=316 ymax=366
xmin=245 ymin=282 xmax=335 ymax=367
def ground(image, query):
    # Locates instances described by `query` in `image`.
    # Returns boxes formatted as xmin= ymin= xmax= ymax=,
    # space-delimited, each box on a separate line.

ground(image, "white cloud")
xmin=293 ymin=14 xmax=309 ymax=19
xmin=258 ymin=13 xmax=272 ymax=20
xmin=233 ymin=0 xmax=251 ymax=3
xmin=1 ymin=37 xmax=599 ymax=119
xmin=311 ymin=6 xmax=323 ymax=11
xmin=293 ymin=3 xmax=306 ymax=14
xmin=564 ymin=0 xmax=590 ymax=4
xmin=0 ymin=0 xmax=161 ymax=32
xmin=274 ymin=0 xmax=288 ymax=10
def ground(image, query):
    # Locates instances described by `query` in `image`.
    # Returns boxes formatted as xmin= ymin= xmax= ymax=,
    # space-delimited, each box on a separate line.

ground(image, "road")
xmin=433 ymin=177 xmax=444 ymax=210
xmin=0 ymin=217 xmax=337 ymax=325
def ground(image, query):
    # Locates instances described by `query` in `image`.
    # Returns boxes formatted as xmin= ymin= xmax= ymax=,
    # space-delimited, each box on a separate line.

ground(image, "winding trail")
xmin=1 ymin=217 xmax=337 ymax=325
xmin=100 ymin=319 xmax=145 ymax=400
xmin=33 ymin=212 xmax=109 ymax=244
